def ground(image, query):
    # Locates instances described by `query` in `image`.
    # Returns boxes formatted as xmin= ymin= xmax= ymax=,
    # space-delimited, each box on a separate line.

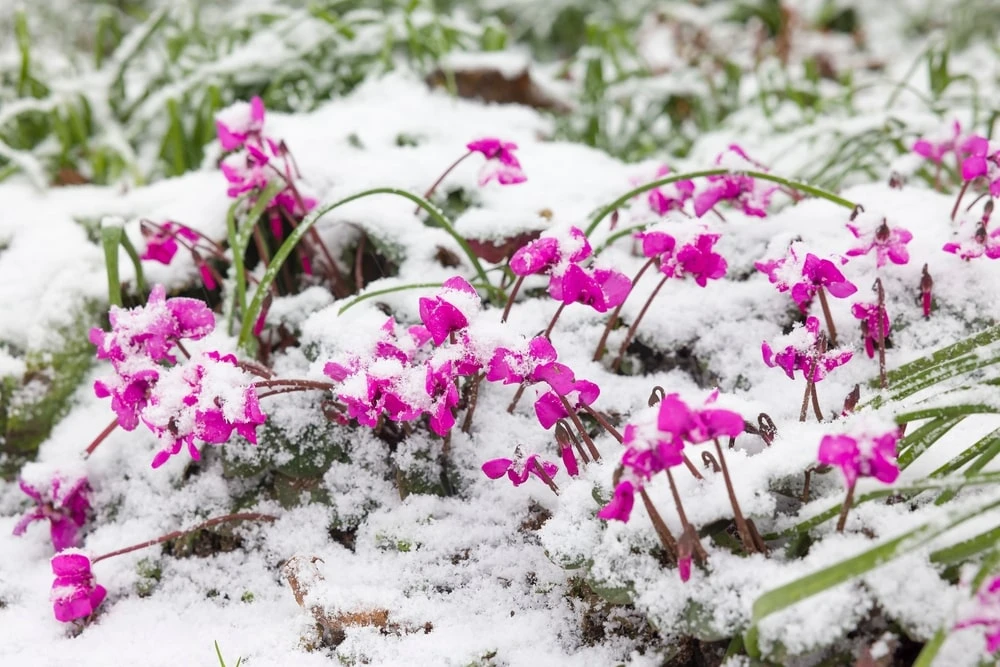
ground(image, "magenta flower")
xmin=51 ymin=550 xmax=106 ymax=623
xmin=636 ymin=165 xmax=694 ymax=215
xmin=418 ymin=277 xmax=481 ymax=345
xmin=959 ymin=136 xmax=1000 ymax=195
xmin=141 ymin=351 xmax=266 ymax=468
xmin=482 ymin=447 xmax=558 ymax=487
xmin=510 ymin=226 xmax=591 ymax=277
xmin=216 ymin=96 xmax=265 ymax=151
xmin=636 ymin=229 xmax=676 ymax=267
xmin=851 ymin=302 xmax=891 ymax=359
xmin=141 ymin=222 xmax=200 ymax=265
xmin=817 ymin=423 xmax=900 ymax=488
xmin=944 ymin=209 xmax=1000 ymax=260
xmin=425 ymin=359 xmax=460 ymax=436
xmin=693 ymin=145 xmax=776 ymax=218
xmin=597 ymin=480 xmax=636 ymax=522
xmin=845 ymin=216 xmax=912 ymax=267
xmin=762 ymin=316 xmax=853 ymax=382
xmin=619 ymin=419 xmax=685 ymax=482
xmin=955 ymin=575 xmax=1000 ymax=654
xmin=532 ymin=362 xmax=600 ymax=429
xmin=486 ymin=336 xmax=558 ymax=385
xmin=89 ymin=284 xmax=215 ymax=368
xmin=548 ymin=263 xmax=632 ymax=312
xmin=657 ymin=391 xmax=744 ymax=445
xmin=13 ymin=476 xmax=90 ymax=551
xmin=674 ymin=232 xmax=728 ymax=286
xmin=756 ymin=245 xmax=856 ymax=310
xmin=913 ymin=121 xmax=962 ymax=164
xmin=93 ymin=368 xmax=159 ymax=431
xmin=467 ymin=137 xmax=526 ymax=186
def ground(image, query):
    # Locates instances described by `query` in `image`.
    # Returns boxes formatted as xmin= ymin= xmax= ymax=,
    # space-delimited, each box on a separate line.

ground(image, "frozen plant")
xmin=845 ymin=211 xmax=913 ymax=268
xmin=13 ymin=475 xmax=91 ymax=551
xmin=693 ymin=144 xmax=776 ymax=218
xmin=50 ymin=551 xmax=106 ymax=623
xmin=481 ymin=446 xmax=559 ymax=494
xmin=635 ymin=164 xmax=695 ymax=215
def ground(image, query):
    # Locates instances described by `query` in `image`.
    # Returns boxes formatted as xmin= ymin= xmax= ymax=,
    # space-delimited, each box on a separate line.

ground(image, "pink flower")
xmin=851 ymin=302 xmax=890 ymax=359
xmin=693 ymin=145 xmax=776 ymax=218
xmin=467 ymin=137 xmax=526 ymax=185
xmin=636 ymin=229 xmax=676 ymax=266
xmin=762 ymin=316 xmax=853 ymax=382
xmin=959 ymin=136 xmax=1000 ymax=195
xmin=637 ymin=165 xmax=694 ymax=215
xmin=913 ymin=121 xmax=962 ymax=164
xmin=597 ymin=480 xmax=636 ymax=522
xmin=955 ymin=575 xmax=1000 ymax=654
xmin=141 ymin=351 xmax=266 ymax=468
xmin=140 ymin=222 xmax=199 ymax=265
xmin=510 ymin=226 xmax=591 ymax=277
xmin=533 ymin=366 xmax=600 ymax=429
xmin=425 ymin=359 xmax=460 ymax=436
xmin=93 ymin=368 xmax=159 ymax=431
xmin=756 ymin=246 xmax=856 ymax=310
xmin=216 ymin=96 xmax=265 ymax=151
xmin=548 ymin=264 xmax=632 ymax=312
xmin=486 ymin=336 xmax=558 ymax=385
xmin=817 ymin=423 xmax=900 ymax=488
xmin=418 ymin=277 xmax=481 ymax=345
xmin=50 ymin=550 xmax=106 ymax=623
xmin=657 ymin=391 xmax=744 ymax=444
xmin=482 ymin=447 xmax=558 ymax=487
xmin=620 ymin=420 xmax=685 ymax=481
xmin=674 ymin=232 xmax=728 ymax=286
xmin=944 ymin=208 xmax=1000 ymax=260
xmin=13 ymin=476 xmax=90 ymax=551
xmin=845 ymin=216 xmax=912 ymax=267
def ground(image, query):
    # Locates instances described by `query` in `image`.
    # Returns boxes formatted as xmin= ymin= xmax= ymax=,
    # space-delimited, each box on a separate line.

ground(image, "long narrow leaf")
xmin=101 ymin=223 xmax=124 ymax=307
xmin=934 ymin=427 xmax=1000 ymax=504
xmin=897 ymin=416 xmax=965 ymax=470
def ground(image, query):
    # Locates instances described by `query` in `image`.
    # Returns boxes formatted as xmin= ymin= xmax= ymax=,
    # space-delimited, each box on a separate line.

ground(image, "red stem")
xmin=612 ymin=274 xmax=669 ymax=372
xmin=84 ymin=418 xmax=120 ymax=457
xmin=501 ymin=275 xmax=525 ymax=323
xmin=418 ymin=151 xmax=473 ymax=214
xmin=594 ymin=257 xmax=656 ymax=362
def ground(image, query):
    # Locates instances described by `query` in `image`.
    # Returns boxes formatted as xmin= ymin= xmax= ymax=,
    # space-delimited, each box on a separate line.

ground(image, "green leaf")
xmin=101 ymin=223 xmax=124 ymax=307
xmin=911 ymin=629 xmax=946 ymax=667
xmin=338 ymin=281 xmax=488 ymax=316
xmin=224 ymin=183 xmax=281 ymax=336
xmin=119 ymin=233 xmax=147 ymax=297
xmin=14 ymin=10 xmax=31 ymax=97
xmin=934 ymin=427 xmax=1000 ymax=504
xmin=745 ymin=494 xmax=1000 ymax=658
xmin=897 ymin=416 xmax=964 ymax=470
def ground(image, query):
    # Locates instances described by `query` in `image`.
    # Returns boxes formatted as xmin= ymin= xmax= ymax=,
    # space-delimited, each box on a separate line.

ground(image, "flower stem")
xmin=816 ymin=285 xmax=838 ymax=347
xmin=83 ymin=418 xmax=120 ymax=457
xmin=532 ymin=459 xmax=560 ymax=496
xmin=418 ymin=151 xmax=473 ymax=214
xmin=542 ymin=303 xmax=567 ymax=338
xmin=951 ymin=179 xmax=971 ymax=221
xmin=874 ymin=278 xmax=888 ymax=389
xmin=501 ymin=275 xmax=525 ymax=323
xmin=639 ymin=488 xmax=677 ymax=560
xmin=253 ymin=379 xmax=336 ymax=392
xmin=581 ymin=405 xmax=623 ymax=442
xmin=506 ymin=382 xmax=528 ymax=414
xmin=460 ymin=373 xmax=484 ymax=434
xmin=92 ymin=512 xmax=277 ymax=564
xmin=594 ymin=258 xmax=656 ymax=361
xmin=835 ymin=483 xmax=856 ymax=532
xmin=666 ymin=468 xmax=707 ymax=561
xmin=611 ymin=273 xmax=669 ymax=372
xmin=557 ymin=394 xmax=601 ymax=461
xmin=713 ymin=438 xmax=757 ymax=553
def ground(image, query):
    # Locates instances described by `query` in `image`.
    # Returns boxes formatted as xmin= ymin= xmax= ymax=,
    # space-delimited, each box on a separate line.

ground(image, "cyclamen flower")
xmin=944 ymin=208 xmax=1000 ymax=260
xmin=756 ymin=245 xmax=857 ymax=310
xmin=216 ymin=96 xmax=266 ymax=151
xmin=547 ymin=263 xmax=632 ymax=312
xmin=141 ymin=351 xmax=266 ymax=468
xmin=851 ymin=302 xmax=891 ymax=359
xmin=637 ymin=226 xmax=728 ymax=286
xmin=762 ymin=316 xmax=853 ymax=382
xmin=636 ymin=165 xmax=694 ymax=215
xmin=510 ymin=226 xmax=591 ymax=278
xmin=955 ymin=575 xmax=1000 ymax=654
xmin=845 ymin=214 xmax=912 ymax=267
xmin=913 ymin=121 xmax=962 ymax=164
xmin=817 ymin=421 xmax=900 ymax=488
xmin=140 ymin=222 xmax=199 ymax=265
xmin=598 ymin=480 xmax=636 ymax=522
xmin=425 ymin=359 xmax=460 ymax=436
xmin=89 ymin=284 xmax=215 ymax=368
xmin=657 ymin=391 xmax=744 ymax=445
xmin=13 ymin=476 xmax=90 ymax=551
xmin=486 ymin=336 xmax=557 ymax=385
xmin=467 ymin=137 xmax=526 ymax=186
xmin=533 ymin=363 xmax=600 ymax=429
xmin=51 ymin=550 xmax=106 ymax=622
xmin=960 ymin=135 xmax=1000 ymax=195
xmin=482 ymin=447 xmax=558 ymax=487
xmin=93 ymin=368 xmax=159 ymax=431
xmin=418 ymin=277 xmax=481 ymax=345
xmin=693 ymin=145 xmax=776 ymax=218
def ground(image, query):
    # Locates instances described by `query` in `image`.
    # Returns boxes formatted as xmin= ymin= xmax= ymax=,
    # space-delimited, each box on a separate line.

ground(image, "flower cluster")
xmin=90 ymin=285 xmax=266 ymax=467
xmin=694 ymin=145 xmax=776 ymax=218
xmin=762 ymin=316 xmax=853 ymax=382
xmin=817 ymin=420 xmax=901 ymax=488
xmin=466 ymin=138 xmax=527 ymax=186
xmin=636 ymin=224 xmax=728 ymax=286
xmin=217 ymin=96 xmax=317 ymax=241
xmin=13 ymin=475 xmax=91 ymax=551
xmin=139 ymin=220 xmax=221 ymax=290
xmin=599 ymin=392 xmax=743 ymax=522
xmin=509 ymin=226 xmax=631 ymax=312
xmin=756 ymin=243 xmax=857 ymax=310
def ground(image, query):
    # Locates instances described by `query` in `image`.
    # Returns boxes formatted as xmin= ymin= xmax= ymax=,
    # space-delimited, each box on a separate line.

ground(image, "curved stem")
xmin=558 ymin=394 xmax=600 ymax=461
xmin=92 ymin=512 xmax=277 ymax=564
xmin=542 ymin=303 xmax=567 ymax=338
xmin=501 ymin=275 xmax=525 ymax=323
xmin=714 ymin=438 xmax=757 ymax=553
xmin=835 ymin=483 xmax=856 ymax=532
xmin=506 ymin=382 xmax=528 ymax=414
xmin=611 ymin=274 xmax=669 ymax=372
xmin=951 ymin=179 xmax=971 ymax=221
xmin=418 ymin=151 xmax=473 ymax=213
xmin=253 ymin=379 xmax=335 ymax=391
xmin=584 ymin=169 xmax=858 ymax=236
xmin=594 ymin=257 xmax=656 ymax=361
xmin=666 ymin=469 xmax=707 ymax=561
xmin=240 ymin=188 xmax=499 ymax=349
xmin=639 ymin=487 xmax=677 ymax=560
xmin=581 ymin=405 xmax=623 ymax=443
xmin=816 ymin=285 xmax=838 ymax=348
xmin=338 ymin=281 xmax=489 ymax=316
xmin=84 ymin=418 xmax=120 ymax=457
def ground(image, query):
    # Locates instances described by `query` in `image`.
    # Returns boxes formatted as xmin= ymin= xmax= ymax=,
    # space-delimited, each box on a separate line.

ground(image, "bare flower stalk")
xmin=713 ymin=438 xmax=757 ymax=553
xmin=593 ymin=258 xmax=657 ymax=361
xmin=611 ymin=274 xmax=670 ymax=372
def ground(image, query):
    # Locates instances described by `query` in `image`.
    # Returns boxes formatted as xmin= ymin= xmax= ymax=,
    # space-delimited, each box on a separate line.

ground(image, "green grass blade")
xmin=897 ymin=416 xmax=965 ymax=470
xmin=101 ymin=221 xmax=124 ymax=307
xmin=911 ymin=629 xmax=946 ymax=667
xmin=225 ymin=184 xmax=281 ymax=336
xmin=119 ymin=233 xmax=147 ymax=297
xmin=934 ymin=427 xmax=1000 ymax=505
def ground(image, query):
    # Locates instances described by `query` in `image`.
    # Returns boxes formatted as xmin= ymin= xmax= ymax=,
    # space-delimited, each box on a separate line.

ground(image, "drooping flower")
xmin=533 ymin=363 xmax=600 ymax=429
xmin=93 ymin=368 xmax=159 ymax=431
xmin=762 ymin=316 xmax=853 ymax=381
xmin=481 ymin=447 xmax=558 ymax=487
xmin=467 ymin=137 xmax=527 ymax=186
xmin=425 ymin=359 xmax=460 ymax=436
xmin=13 ymin=475 xmax=91 ymax=551
xmin=656 ymin=391 xmax=744 ymax=445
xmin=959 ymin=135 xmax=1000 ymax=195
xmin=418 ymin=276 xmax=481 ymax=345
xmin=693 ymin=145 xmax=776 ymax=218
xmin=944 ymin=206 xmax=1000 ymax=260
xmin=817 ymin=421 xmax=900 ymax=488
xmin=510 ymin=226 xmax=591 ymax=279
xmin=140 ymin=221 xmax=200 ymax=265
xmin=216 ymin=96 xmax=266 ymax=151
xmin=50 ymin=550 xmax=106 ymax=623
xmin=637 ymin=225 xmax=728 ymax=286
xmin=636 ymin=165 xmax=695 ymax=215
xmin=547 ymin=263 xmax=632 ymax=312
xmin=851 ymin=302 xmax=891 ymax=359
xmin=845 ymin=214 xmax=913 ymax=267
xmin=597 ymin=480 xmax=636 ymax=522
xmin=954 ymin=575 xmax=1000 ymax=654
